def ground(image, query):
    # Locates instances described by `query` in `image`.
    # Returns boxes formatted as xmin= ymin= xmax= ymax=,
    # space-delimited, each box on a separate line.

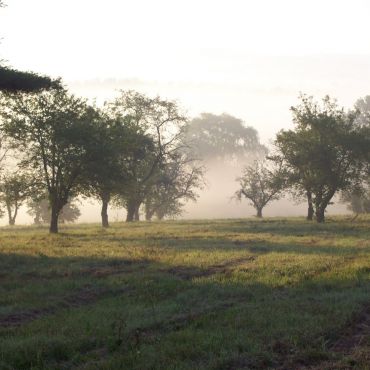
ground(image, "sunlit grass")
xmin=0 ymin=216 xmax=369 ymax=369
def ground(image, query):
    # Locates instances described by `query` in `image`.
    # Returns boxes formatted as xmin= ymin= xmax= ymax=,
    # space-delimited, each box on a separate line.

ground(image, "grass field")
xmin=0 ymin=216 xmax=369 ymax=370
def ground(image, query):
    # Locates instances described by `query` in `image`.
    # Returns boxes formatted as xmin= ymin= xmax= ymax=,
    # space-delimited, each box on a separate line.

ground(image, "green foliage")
xmin=0 ymin=172 xmax=33 ymax=225
xmin=339 ymin=96 xmax=370 ymax=214
xmin=144 ymin=155 xmax=204 ymax=220
xmin=185 ymin=113 xmax=266 ymax=162
xmin=354 ymin=95 xmax=370 ymax=128
xmin=1 ymin=1 xmax=58 ymax=94
xmin=341 ymin=178 xmax=370 ymax=214
xmin=0 ymin=67 xmax=60 ymax=93
xmin=274 ymin=94 xmax=369 ymax=222
xmin=78 ymin=106 xmax=133 ymax=227
xmin=235 ymin=160 xmax=286 ymax=217
xmin=108 ymin=90 xmax=194 ymax=221
xmin=0 ymin=88 xmax=99 ymax=232
xmin=27 ymin=196 xmax=81 ymax=224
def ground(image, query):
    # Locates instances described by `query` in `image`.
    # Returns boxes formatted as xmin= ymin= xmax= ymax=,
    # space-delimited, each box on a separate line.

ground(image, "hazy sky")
xmin=0 ymin=0 xmax=367 ymax=223
xmin=1 ymin=0 xmax=370 ymax=142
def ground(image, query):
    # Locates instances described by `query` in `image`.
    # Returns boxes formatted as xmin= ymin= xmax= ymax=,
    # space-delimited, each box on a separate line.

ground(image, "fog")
xmin=0 ymin=159 xmax=349 ymax=227
xmin=0 ymin=0 xmax=366 ymax=225
xmin=182 ymin=159 xmax=349 ymax=220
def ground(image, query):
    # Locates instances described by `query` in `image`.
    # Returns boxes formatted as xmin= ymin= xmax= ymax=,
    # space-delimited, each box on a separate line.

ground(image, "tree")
xmin=185 ymin=113 xmax=266 ymax=163
xmin=354 ymin=95 xmax=370 ymax=128
xmin=109 ymin=90 xmax=189 ymax=222
xmin=112 ymin=126 xmax=156 ymax=222
xmin=341 ymin=179 xmax=370 ymax=215
xmin=274 ymin=95 xmax=369 ymax=223
xmin=27 ymin=195 xmax=81 ymax=224
xmin=268 ymin=148 xmax=316 ymax=221
xmin=0 ymin=2 xmax=58 ymax=93
xmin=0 ymin=132 xmax=7 ymax=170
xmin=0 ymin=67 xmax=60 ymax=93
xmin=235 ymin=160 xmax=286 ymax=218
xmin=0 ymin=87 xmax=99 ymax=233
xmin=0 ymin=172 xmax=33 ymax=225
xmin=338 ymin=96 xmax=370 ymax=216
xmin=144 ymin=154 xmax=204 ymax=220
xmin=79 ymin=107 xmax=132 ymax=228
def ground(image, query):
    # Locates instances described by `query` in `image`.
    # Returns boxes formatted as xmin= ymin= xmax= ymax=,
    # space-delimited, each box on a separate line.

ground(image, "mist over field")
xmin=183 ymin=161 xmax=350 ymax=220
xmin=1 ymin=2 xmax=370 ymax=369
xmin=0 ymin=160 xmax=349 ymax=227
xmin=0 ymin=0 xmax=367 ymax=226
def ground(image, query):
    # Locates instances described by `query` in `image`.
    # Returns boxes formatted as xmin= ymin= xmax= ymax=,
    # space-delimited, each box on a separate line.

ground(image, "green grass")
xmin=0 ymin=216 xmax=369 ymax=369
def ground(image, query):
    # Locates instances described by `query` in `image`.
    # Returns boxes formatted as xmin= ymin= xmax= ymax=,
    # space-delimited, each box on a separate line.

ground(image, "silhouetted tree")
xmin=235 ymin=160 xmax=286 ymax=218
xmin=0 ymin=172 xmax=33 ymax=225
xmin=27 ymin=195 xmax=81 ymax=224
xmin=0 ymin=3 xmax=58 ymax=93
xmin=341 ymin=178 xmax=370 ymax=215
xmin=338 ymin=96 xmax=370 ymax=216
xmin=0 ymin=87 xmax=99 ymax=233
xmin=354 ymin=95 xmax=370 ymax=128
xmin=81 ymin=104 xmax=152 ymax=227
xmin=0 ymin=67 xmax=59 ymax=93
xmin=144 ymin=154 xmax=204 ymax=220
xmin=109 ymin=91 xmax=189 ymax=222
xmin=185 ymin=113 xmax=266 ymax=163
xmin=274 ymin=95 xmax=369 ymax=223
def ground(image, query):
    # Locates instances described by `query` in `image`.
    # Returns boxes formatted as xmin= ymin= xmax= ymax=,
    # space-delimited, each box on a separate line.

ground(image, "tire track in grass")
xmin=0 ymin=260 xmax=150 ymax=328
xmin=20 ymin=260 xmax=149 ymax=280
xmin=0 ymin=285 xmax=132 ymax=328
xmin=331 ymin=305 xmax=370 ymax=354
xmin=160 ymin=256 xmax=257 ymax=280
xmin=276 ymin=304 xmax=370 ymax=370
xmin=0 ymin=256 xmax=254 ymax=329
xmin=70 ymin=299 xmax=246 ymax=370
xmin=66 ymin=258 xmax=259 ymax=368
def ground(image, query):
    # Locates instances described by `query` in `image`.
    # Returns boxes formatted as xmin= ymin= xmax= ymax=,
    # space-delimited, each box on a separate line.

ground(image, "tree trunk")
xmin=6 ymin=202 xmax=14 ymax=226
xmin=12 ymin=205 xmax=18 ymax=226
xmin=314 ymin=189 xmax=335 ymax=223
xmin=145 ymin=208 xmax=154 ymax=221
xmin=156 ymin=208 xmax=165 ymax=220
xmin=256 ymin=208 xmax=263 ymax=218
xmin=134 ymin=206 xmax=140 ymax=221
xmin=100 ymin=193 xmax=110 ymax=228
xmin=34 ymin=211 xmax=41 ymax=225
xmin=50 ymin=205 xmax=59 ymax=233
xmin=306 ymin=191 xmax=314 ymax=221
xmin=316 ymin=207 xmax=325 ymax=223
xmin=126 ymin=201 xmax=135 ymax=222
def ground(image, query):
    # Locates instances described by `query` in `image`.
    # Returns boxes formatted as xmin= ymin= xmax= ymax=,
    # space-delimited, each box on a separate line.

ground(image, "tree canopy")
xmin=27 ymin=195 xmax=81 ymax=225
xmin=235 ymin=160 xmax=286 ymax=218
xmin=0 ymin=67 xmax=59 ymax=93
xmin=185 ymin=113 xmax=266 ymax=162
xmin=0 ymin=172 xmax=33 ymax=225
xmin=109 ymin=90 xmax=196 ymax=222
xmin=0 ymin=2 xmax=58 ymax=93
xmin=0 ymin=88 xmax=99 ymax=232
xmin=274 ymin=94 xmax=369 ymax=222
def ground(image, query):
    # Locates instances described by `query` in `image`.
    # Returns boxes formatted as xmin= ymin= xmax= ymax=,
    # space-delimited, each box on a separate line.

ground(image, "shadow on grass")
xmin=213 ymin=218 xmax=369 ymax=237
xmin=0 ymin=247 xmax=369 ymax=370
